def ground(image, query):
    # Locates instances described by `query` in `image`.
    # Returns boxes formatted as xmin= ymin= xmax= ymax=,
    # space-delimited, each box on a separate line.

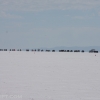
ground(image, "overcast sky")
xmin=0 ymin=0 xmax=100 ymax=49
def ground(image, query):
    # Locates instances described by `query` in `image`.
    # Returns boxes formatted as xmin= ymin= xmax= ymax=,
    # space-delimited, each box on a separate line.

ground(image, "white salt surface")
xmin=0 ymin=52 xmax=100 ymax=100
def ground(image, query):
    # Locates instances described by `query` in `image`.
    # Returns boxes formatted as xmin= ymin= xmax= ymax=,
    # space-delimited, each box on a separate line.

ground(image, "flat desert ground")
xmin=0 ymin=52 xmax=100 ymax=100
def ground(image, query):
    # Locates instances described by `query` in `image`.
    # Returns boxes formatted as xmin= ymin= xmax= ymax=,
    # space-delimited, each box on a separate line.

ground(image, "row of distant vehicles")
xmin=0 ymin=49 xmax=98 ymax=53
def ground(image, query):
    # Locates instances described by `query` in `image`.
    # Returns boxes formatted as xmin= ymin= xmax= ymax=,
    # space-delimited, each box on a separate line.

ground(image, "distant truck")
xmin=74 ymin=50 xmax=80 ymax=52
xmin=89 ymin=49 xmax=98 ymax=53
xmin=59 ymin=50 xmax=66 ymax=52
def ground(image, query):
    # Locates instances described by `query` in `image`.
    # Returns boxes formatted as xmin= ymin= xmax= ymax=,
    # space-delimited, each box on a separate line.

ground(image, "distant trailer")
xmin=12 ymin=49 xmax=15 ymax=51
xmin=59 ymin=50 xmax=65 ymax=52
xmin=89 ymin=49 xmax=95 ymax=53
xmin=0 ymin=49 xmax=3 ymax=51
xmin=74 ymin=50 xmax=77 ymax=52
xmin=4 ymin=49 xmax=7 ymax=51
xmin=46 ymin=50 xmax=50 ymax=52
xmin=26 ymin=49 xmax=29 ymax=51
xmin=74 ymin=50 xmax=80 ymax=52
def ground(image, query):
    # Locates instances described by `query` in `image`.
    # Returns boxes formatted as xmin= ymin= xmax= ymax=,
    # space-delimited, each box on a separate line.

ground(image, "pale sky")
xmin=0 ymin=0 xmax=100 ymax=49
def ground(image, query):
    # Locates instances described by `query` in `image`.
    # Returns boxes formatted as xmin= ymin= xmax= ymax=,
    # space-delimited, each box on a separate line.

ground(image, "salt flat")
xmin=0 ymin=52 xmax=100 ymax=100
